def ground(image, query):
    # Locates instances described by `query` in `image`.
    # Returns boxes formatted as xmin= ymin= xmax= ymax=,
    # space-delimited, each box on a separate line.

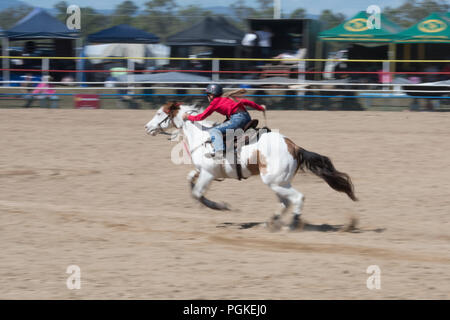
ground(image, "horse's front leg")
xmin=190 ymin=169 xmax=229 ymax=211
xmin=187 ymin=169 xmax=200 ymax=189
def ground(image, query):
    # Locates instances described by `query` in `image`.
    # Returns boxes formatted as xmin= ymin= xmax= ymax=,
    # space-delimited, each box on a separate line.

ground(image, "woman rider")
xmin=182 ymin=84 xmax=266 ymax=160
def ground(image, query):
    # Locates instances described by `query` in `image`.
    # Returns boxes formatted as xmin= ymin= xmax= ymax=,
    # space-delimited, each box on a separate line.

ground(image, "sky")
xmin=22 ymin=0 xmax=407 ymax=16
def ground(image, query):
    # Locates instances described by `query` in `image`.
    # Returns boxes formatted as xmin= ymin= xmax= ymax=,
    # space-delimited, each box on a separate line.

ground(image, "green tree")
xmin=230 ymin=1 xmax=256 ymax=30
xmin=112 ymin=1 xmax=138 ymax=26
xmin=135 ymin=0 xmax=179 ymax=40
xmin=80 ymin=7 xmax=111 ymax=37
xmin=254 ymin=0 xmax=274 ymax=18
xmin=384 ymin=0 xmax=450 ymax=27
xmin=290 ymin=8 xmax=307 ymax=19
xmin=319 ymin=9 xmax=346 ymax=29
xmin=177 ymin=5 xmax=212 ymax=29
xmin=53 ymin=1 xmax=69 ymax=23
xmin=0 ymin=5 xmax=32 ymax=29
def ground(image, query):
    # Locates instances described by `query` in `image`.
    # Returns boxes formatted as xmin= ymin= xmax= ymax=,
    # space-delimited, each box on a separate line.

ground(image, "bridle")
xmin=156 ymin=103 xmax=182 ymax=133
xmin=156 ymin=113 xmax=172 ymax=132
xmin=152 ymin=104 xmax=213 ymax=156
xmin=155 ymin=104 xmax=197 ymax=135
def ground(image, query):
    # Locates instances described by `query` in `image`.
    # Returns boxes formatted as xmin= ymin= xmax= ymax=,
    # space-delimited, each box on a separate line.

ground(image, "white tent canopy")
xmin=84 ymin=43 xmax=170 ymax=65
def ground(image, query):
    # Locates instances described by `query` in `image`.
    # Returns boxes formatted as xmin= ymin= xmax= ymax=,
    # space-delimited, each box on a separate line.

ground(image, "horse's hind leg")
xmin=267 ymin=194 xmax=290 ymax=231
xmin=269 ymin=183 xmax=305 ymax=230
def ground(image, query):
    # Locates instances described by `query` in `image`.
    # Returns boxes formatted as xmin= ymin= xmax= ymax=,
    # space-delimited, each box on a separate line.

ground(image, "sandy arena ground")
xmin=0 ymin=108 xmax=449 ymax=299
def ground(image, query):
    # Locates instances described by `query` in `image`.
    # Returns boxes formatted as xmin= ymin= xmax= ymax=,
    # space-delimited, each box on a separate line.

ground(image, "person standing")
xmin=255 ymin=27 xmax=273 ymax=60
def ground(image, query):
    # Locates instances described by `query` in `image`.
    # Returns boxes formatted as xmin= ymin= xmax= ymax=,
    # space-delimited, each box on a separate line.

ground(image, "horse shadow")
xmin=216 ymin=221 xmax=385 ymax=233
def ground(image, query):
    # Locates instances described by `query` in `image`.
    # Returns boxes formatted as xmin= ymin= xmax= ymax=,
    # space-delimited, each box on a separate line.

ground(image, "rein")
xmin=155 ymin=106 xmax=212 ymax=156
xmin=157 ymin=106 xmax=189 ymax=132
xmin=180 ymin=109 xmax=210 ymax=155
xmin=157 ymin=114 xmax=171 ymax=131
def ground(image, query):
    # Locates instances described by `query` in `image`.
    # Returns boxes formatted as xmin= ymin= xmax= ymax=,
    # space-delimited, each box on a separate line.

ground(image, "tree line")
xmin=0 ymin=0 xmax=448 ymax=40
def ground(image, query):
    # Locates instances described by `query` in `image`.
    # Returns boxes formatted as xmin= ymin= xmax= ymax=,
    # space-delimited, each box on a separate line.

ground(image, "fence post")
xmin=388 ymin=43 xmax=396 ymax=92
xmin=2 ymin=37 xmax=9 ymax=86
xmin=127 ymin=58 xmax=135 ymax=84
xmin=382 ymin=61 xmax=389 ymax=92
xmin=212 ymin=59 xmax=220 ymax=82
xmin=42 ymin=58 xmax=49 ymax=77
xmin=75 ymin=38 xmax=83 ymax=84
xmin=298 ymin=60 xmax=305 ymax=83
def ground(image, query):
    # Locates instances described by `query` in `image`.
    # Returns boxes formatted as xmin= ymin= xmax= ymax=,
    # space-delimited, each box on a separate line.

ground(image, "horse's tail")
xmin=296 ymin=147 xmax=358 ymax=201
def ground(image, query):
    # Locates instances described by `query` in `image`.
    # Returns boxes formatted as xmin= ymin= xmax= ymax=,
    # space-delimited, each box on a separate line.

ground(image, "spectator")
xmin=273 ymin=48 xmax=307 ymax=63
xmin=242 ymin=30 xmax=258 ymax=47
xmin=424 ymin=64 xmax=439 ymax=83
xmin=441 ymin=62 xmax=450 ymax=80
xmin=107 ymin=63 xmax=138 ymax=109
xmin=241 ymin=29 xmax=259 ymax=71
xmin=21 ymin=73 xmax=34 ymax=96
xmin=377 ymin=69 xmax=392 ymax=84
xmin=255 ymin=27 xmax=273 ymax=60
xmin=24 ymin=75 xmax=58 ymax=108
xmin=242 ymin=29 xmax=259 ymax=58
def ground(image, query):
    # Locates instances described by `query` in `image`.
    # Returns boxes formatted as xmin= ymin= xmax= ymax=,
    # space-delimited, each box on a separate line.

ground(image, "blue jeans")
xmin=209 ymin=111 xmax=251 ymax=153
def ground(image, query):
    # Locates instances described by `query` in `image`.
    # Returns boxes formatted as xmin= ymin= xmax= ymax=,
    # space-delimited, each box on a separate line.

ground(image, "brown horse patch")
xmin=246 ymin=150 xmax=268 ymax=176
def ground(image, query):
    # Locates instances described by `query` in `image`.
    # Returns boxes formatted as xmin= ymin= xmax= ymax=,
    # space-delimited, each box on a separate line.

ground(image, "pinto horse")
xmin=145 ymin=102 xmax=357 ymax=230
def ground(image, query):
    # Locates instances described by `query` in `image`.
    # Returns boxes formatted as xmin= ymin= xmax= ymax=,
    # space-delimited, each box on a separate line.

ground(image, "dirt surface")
xmin=0 ymin=109 xmax=449 ymax=299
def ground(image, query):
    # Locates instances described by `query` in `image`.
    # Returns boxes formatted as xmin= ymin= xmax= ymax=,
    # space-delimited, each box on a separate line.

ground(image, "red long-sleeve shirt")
xmin=187 ymin=97 xmax=264 ymax=122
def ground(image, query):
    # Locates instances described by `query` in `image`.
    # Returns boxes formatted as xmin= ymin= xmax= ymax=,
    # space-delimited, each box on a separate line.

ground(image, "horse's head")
xmin=145 ymin=101 xmax=183 ymax=135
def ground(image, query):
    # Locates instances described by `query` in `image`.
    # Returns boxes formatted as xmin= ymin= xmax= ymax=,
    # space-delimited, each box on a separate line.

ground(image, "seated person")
xmin=21 ymin=73 xmax=34 ymax=96
xmin=24 ymin=75 xmax=58 ymax=108
xmin=273 ymin=48 xmax=307 ymax=64
xmin=182 ymin=84 xmax=266 ymax=160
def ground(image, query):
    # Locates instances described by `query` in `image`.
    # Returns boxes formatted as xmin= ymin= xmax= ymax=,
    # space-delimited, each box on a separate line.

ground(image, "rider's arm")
xmin=240 ymin=99 xmax=265 ymax=112
xmin=187 ymin=100 xmax=218 ymax=121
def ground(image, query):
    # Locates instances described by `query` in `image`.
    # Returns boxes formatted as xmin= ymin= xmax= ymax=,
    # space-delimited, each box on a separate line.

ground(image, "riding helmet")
xmin=205 ymin=84 xmax=223 ymax=97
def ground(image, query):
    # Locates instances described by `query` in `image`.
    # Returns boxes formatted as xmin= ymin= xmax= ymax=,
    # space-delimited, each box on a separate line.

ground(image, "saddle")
xmin=243 ymin=119 xmax=259 ymax=132
xmin=214 ymin=119 xmax=271 ymax=181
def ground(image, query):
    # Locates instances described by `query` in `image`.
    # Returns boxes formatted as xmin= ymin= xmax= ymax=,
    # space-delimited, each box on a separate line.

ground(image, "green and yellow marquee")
xmin=319 ymin=11 xmax=403 ymax=43
xmin=395 ymin=12 xmax=450 ymax=43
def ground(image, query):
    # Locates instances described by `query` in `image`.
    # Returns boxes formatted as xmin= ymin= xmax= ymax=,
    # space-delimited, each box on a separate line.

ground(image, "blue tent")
xmin=87 ymin=24 xmax=159 ymax=44
xmin=6 ymin=8 xmax=78 ymax=39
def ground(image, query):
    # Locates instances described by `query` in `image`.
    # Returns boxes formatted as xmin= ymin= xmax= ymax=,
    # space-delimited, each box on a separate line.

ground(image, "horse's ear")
xmin=169 ymin=101 xmax=181 ymax=111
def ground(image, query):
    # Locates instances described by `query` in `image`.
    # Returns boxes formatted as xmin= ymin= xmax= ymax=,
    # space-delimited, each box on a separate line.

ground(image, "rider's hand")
xmin=261 ymin=105 xmax=266 ymax=112
xmin=182 ymin=113 xmax=190 ymax=121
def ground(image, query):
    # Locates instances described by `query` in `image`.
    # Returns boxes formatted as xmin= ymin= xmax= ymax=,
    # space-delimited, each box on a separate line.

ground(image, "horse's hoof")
xmin=289 ymin=216 xmax=304 ymax=231
xmin=266 ymin=216 xmax=282 ymax=232
xmin=340 ymin=216 xmax=359 ymax=232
